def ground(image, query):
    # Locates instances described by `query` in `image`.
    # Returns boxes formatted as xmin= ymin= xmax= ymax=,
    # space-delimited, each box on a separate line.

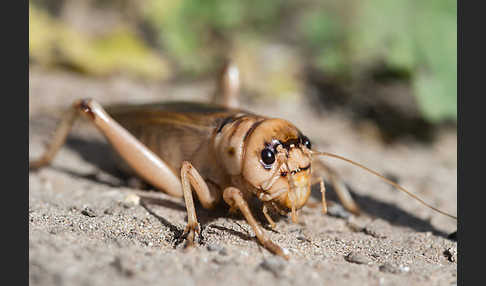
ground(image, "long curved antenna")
xmin=312 ymin=151 xmax=457 ymax=220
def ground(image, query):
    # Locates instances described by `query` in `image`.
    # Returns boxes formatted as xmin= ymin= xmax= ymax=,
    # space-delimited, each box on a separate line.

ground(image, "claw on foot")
xmin=182 ymin=223 xmax=201 ymax=247
xmin=262 ymin=239 xmax=290 ymax=260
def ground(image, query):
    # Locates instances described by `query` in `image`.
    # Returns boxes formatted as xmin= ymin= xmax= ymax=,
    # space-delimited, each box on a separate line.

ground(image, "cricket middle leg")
xmin=211 ymin=60 xmax=240 ymax=109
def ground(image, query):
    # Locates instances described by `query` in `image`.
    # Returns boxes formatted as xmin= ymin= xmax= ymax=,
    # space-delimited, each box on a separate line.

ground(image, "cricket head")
xmin=241 ymin=118 xmax=313 ymax=222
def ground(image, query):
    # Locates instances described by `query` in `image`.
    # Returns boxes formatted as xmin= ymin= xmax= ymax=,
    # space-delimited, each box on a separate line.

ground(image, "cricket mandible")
xmin=29 ymin=61 xmax=457 ymax=259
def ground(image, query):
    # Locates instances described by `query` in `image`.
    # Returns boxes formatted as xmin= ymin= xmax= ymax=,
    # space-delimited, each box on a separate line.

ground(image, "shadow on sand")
xmin=311 ymin=181 xmax=454 ymax=240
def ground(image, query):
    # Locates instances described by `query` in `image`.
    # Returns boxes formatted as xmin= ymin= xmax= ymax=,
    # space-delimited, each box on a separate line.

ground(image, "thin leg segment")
xmin=312 ymin=159 xmax=360 ymax=215
xmin=30 ymin=98 xmax=183 ymax=198
xmin=29 ymin=104 xmax=79 ymax=169
xmin=223 ymin=187 xmax=289 ymax=259
xmin=180 ymin=161 xmax=221 ymax=245
xmin=310 ymin=176 xmax=328 ymax=214
xmin=212 ymin=60 xmax=240 ymax=109
xmin=262 ymin=205 xmax=277 ymax=229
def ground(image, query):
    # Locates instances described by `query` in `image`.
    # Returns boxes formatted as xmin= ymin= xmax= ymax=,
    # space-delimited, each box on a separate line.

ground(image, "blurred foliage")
xmin=29 ymin=3 xmax=171 ymax=80
xmin=141 ymin=0 xmax=456 ymax=122
xmin=230 ymin=36 xmax=304 ymax=100
xmin=351 ymin=0 xmax=457 ymax=122
xmin=296 ymin=0 xmax=456 ymax=122
xmin=142 ymin=0 xmax=286 ymax=74
xmin=29 ymin=0 xmax=456 ymax=123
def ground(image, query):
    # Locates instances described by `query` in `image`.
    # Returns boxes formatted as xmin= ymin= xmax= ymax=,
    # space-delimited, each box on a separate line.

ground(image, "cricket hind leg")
xmin=29 ymin=98 xmax=184 ymax=198
xmin=29 ymin=104 xmax=79 ymax=170
xmin=211 ymin=60 xmax=240 ymax=109
xmin=312 ymin=159 xmax=361 ymax=215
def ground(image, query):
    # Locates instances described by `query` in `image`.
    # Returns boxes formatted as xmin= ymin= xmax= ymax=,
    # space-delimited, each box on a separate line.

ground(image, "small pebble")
xmin=212 ymin=256 xmax=234 ymax=265
xmin=444 ymin=247 xmax=457 ymax=262
xmin=207 ymin=244 xmax=228 ymax=255
xmin=364 ymin=219 xmax=390 ymax=239
xmin=124 ymin=193 xmax=141 ymax=206
xmin=346 ymin=216 xmax=372 ymax=232
xmin=81 ymin=207 xmax=97 ymax=218
xmin=120 ymin=194 xmax=141 ymax=208
xmin=399 ymin=265 xmax=410 ymax=273
xmin=379 ymin=262 xmax=407 ymax=274
xmin=110 ymin=257 xmax=135 ymax=277
xmin=259 ymin=256 xmax=287 ymax=277
xmin=345 ymin=252 xmax=372 ymax=265
xmin=327 ymin=203 xmax=352 ymax=219
xmin=296 ymin=235 xmax=311 ymax=243
xmin=144 ymin=241 xmax=153 ymax=247
xmin=207 ymin=243 xmax=223 ymax=252
xmin=48 ymin=227 xmax=62 ymax=235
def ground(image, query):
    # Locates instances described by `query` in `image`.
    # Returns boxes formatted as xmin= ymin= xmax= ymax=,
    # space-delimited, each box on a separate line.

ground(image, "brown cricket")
xmin=29 ymin=61 xmax=456 ymax=259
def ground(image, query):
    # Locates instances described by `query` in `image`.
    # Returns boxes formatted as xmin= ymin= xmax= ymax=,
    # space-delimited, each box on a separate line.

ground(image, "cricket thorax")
xmin=212 ymin=113 xmax=267 ymax=176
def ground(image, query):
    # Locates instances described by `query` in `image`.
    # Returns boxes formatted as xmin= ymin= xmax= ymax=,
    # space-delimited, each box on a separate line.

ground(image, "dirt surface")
xmin=29 ymin=67 xmax=457 ymax=286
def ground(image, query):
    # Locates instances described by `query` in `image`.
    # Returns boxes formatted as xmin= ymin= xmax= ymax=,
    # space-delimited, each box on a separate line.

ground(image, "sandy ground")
xmin=29 ymin=67 xmax=457 ymax=286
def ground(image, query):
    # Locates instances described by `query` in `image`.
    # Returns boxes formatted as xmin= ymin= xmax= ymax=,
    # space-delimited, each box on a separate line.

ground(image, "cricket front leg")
xmin=30 ymin=98 xmax=183 ymax=198
xmin=312 ymin=159 xmax=361 ymax=215
xmin=262 ymin=204 xmax=277 ymax=229
xmin=180 ymin=161 xmax=221 ymax=245
xmin=223 ymin=187 xmax=289 ymax=259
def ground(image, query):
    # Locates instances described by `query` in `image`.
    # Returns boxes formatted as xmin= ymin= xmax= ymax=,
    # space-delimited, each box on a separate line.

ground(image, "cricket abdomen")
xmin=106 ymin=102 xmax=258 ymax=185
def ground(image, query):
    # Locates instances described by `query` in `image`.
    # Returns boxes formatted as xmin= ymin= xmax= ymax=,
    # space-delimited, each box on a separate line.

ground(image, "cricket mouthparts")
xmin=285 ymin=171 xmax=311 ymax=222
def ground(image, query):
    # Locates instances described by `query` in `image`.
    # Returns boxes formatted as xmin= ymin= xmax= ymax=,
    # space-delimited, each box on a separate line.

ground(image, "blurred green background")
xmin=29 ymin=0 xmax=456 ymax=141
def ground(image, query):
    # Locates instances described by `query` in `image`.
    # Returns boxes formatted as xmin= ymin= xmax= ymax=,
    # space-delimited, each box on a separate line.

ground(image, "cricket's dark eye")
xmin=302 ymin=136 xmax=312 ymax=149
xmin=261 ymin=148 xmax=276 ymax=165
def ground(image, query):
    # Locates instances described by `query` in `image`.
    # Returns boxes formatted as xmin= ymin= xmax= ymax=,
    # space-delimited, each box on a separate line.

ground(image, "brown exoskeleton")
xmin=29 ymin=61 xmax=456 ymax=259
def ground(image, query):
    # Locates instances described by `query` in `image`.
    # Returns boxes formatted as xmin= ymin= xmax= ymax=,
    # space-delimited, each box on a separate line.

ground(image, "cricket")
xmin=29 ymin=61 xmax=457 ymax=260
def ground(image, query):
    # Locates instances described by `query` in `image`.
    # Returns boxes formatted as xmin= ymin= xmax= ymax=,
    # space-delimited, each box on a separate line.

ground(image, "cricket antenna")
xmin=311 ymin=151 xmax=457 ymax=220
